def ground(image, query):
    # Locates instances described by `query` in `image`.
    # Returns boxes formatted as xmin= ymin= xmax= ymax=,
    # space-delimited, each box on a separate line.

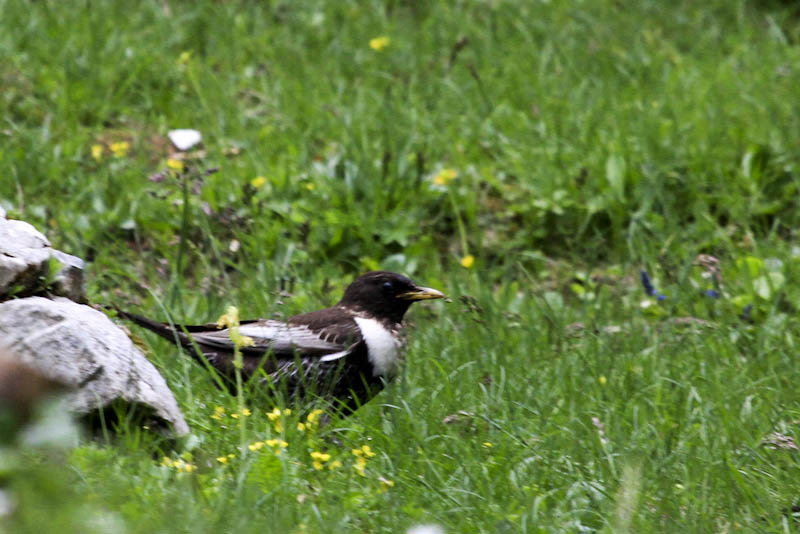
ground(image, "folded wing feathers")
xmin=191 ymin=321 xmax=361 ymax=360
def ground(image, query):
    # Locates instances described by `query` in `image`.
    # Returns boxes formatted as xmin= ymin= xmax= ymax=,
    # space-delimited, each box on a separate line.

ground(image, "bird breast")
xmin=354 ymin=317 xmax=401 ymax=377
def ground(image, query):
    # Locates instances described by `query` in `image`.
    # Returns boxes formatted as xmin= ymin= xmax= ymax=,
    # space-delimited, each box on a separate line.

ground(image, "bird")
xmin=116 ymin=271 xmax=445 ymax=413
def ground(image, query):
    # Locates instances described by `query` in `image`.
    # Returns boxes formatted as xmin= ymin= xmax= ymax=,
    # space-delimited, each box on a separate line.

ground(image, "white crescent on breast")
xmin=354 ymin=317 xmax=400 ymax=377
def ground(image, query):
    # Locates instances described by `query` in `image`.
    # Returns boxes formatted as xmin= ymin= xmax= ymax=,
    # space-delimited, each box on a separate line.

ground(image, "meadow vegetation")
xmin=2 ymin=0 xmax=800 ymax=532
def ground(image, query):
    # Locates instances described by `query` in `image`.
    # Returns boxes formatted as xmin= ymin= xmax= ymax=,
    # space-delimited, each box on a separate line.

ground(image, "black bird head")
xmin=337 ymin=271 xmax=445 ymax=324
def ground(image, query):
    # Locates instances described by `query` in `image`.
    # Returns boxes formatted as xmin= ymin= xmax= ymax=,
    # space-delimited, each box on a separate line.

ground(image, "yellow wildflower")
xmin=328 ymin=460 xmax=342 ymax=470
xmin=482 ymin=442 xmax=493 ymax=448
xmin=297 ymin=422 xmax=306 ymax=432
xmin=274 ymin=420 xmax=283 ymax=433
xmin=312 ymin=461 xmax=324 ymax=471
xmin=354 ymin=457 xmax=367 ymax=476
xmin=433 ymin=168 xmax=458 ymax=186
xmin=267 ymin=407 xmax=282 ymax=421
xmin=211 ymin=406 xmax=225 ymax=420
xmin=230 ymin=413 xmax=240 ymax=419
xmin=164 ymin=458 xmax=196 ymax=473
xmin=460 ymin=254 xmax=475 ymax=269
xmin=283 ymin=409 xmax=292 ymax=416
xmin=91 ymin=144 xmax=104 ymax=162
xmin=178 ymin=51 xmax=192 ymax=64
xmin=369 ymin=36 xmax=390 ymax=52
xmin=241 ymin=408 xmax=252 ymax=417
xmin=378 ymin=477 xmax=395 ymax=493
xmin=110 ymin=141 xmax=130 ymax=158
xmin=216 ymin=456 xmax=229 ymax=464
xmin=180 ymin=462 xmax=196 ymax=473
xmin=310 ymin=451 xmax=331 ymax=462
xmin=248 ymin=441 xmax=265 ymax=452
xmin=306 ymin=409 xmax=324 ymax=424
xmin=251 ymin=176 xmax=267 ymax=188
xmin=217 ymin=306 xmax=254 ymax=348
xmin=361 ymin=445 xmax=375 ymax=458
xmin=598 ymin=375 xmax=607 ymax=385
xmin=166 ymin=158 xmax=184 ymax=172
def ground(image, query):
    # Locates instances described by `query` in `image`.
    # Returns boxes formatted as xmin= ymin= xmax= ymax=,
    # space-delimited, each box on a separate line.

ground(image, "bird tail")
xmin=113 ymin=307 xmax=194 ymax=349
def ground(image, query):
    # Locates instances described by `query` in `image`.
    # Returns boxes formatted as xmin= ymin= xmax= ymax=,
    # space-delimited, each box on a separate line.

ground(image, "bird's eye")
xmin=382 ymin=281 xmax=394 ymax=292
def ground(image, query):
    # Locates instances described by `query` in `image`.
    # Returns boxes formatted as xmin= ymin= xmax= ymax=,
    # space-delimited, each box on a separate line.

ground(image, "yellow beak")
xmin=398 ymin=286 xmax=447 ymax=301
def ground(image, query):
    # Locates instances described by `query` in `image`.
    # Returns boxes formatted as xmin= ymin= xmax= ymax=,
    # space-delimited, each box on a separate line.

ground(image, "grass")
xmin=2 ymin=0 xmax=800 ymax=532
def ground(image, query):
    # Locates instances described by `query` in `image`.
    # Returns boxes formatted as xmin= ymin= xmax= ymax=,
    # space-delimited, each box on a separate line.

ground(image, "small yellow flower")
xmin=354 ymin=456 xmax=367 ymax=476
xmin=297 ymin=422 xmax=306 ymax=432
xmin=110 ymin=141 xmax=130 ymax=158
xmin=278 ymin=440 xmax=288 ymax=448
xmin=166 ymin=158 xmax=184 ymax=172
xmin=91 ymin=144 xmax=104 ymax=162
xmin=306 ymin=409 xmax=324 ymax=424
xmin=361 ymin=445 xmax=375 ymax=458
xmin=267 ymin=407 xmax=281 ymax=421
xmin=230 ymin=413 xmax=240 ymax=419
xmin=433 ymin=168 xmax=458 ymax=186
xmin=217 ymin=306 xmax=255 ymax=348
xmin=248 ymin=441 xmax=265 ymax=452
xmin=598 ymin=375 xmax=607 ymax=385
xmin=283 ymin=409 xmax=292 ymax=416
xmin=241 ymin=408 xmax=252 ymax=417
xmin=216 ymin=456 xmax=229 ymax=464
xmin=161 ymin=456 xmax=174 ymax=467
xmin=482 ymin=441 xmax=493 ymax=448
xmin=312 ymin=461 xmax=324 ymax=471
xmin=378 ymin=477 xmax=395 ymax=493
xmin=328 ymin=460 xmax=342 ymax=470
xmin=251 ymin=176 xmax=267 ymax=188
xmin=310 ymin=451 xmax=331 ymax=462
xmin=351 ymin=448 xmax=363 ymax=457
xmin=369 ymin=36 xmax=390 ymax=51
xmin=181 ymin=463 xmax=196 ymax=473
xmin=460 ymin=255 xmax=475 ymax=269
xmin=274 ymin=420 xmax=283 ymax=433
xmin=178 ymin=51 xmax=192 ymax=64
xmin=211 ymin=406 xmax=225 ymax=420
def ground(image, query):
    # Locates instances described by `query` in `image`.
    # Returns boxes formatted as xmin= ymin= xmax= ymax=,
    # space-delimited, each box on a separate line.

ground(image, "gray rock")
xmin=0 ymin=219 xmax=51 ymax=295
xmin=0 ymin=297 xmax=189 ymax=436
xmin=0 ymin=216 xmax=86 ymax=302
xmin=50 ymin=250 xmax=86 ymax=302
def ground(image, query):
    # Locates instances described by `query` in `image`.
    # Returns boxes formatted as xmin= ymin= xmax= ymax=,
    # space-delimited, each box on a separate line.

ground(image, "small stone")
xmin=50 ymin=250 xmax=86 ymax=302
xmin=168 ymin=129 xmax=202 ymax=151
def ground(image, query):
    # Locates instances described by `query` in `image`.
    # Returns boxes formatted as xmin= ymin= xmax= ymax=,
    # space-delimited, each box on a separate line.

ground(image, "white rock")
xmin=0 ymin=218 xmax=51 ymax=292
xmin=0 ymin=217 xmax=86 ymax=301
xmin=407 ymin=526 xmax=445 ymax=534
xmin=0 ymin=297 xmax=188 ymax=436
xmin=168 ymin=129 xmax=202 ymax=151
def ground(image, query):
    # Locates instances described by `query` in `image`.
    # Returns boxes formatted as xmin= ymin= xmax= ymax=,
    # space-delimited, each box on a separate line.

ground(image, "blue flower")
xmin=704 ymin=290 xmax=720 ymax=298
xmin=640 ymin=270 xmax=666 ymax=300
